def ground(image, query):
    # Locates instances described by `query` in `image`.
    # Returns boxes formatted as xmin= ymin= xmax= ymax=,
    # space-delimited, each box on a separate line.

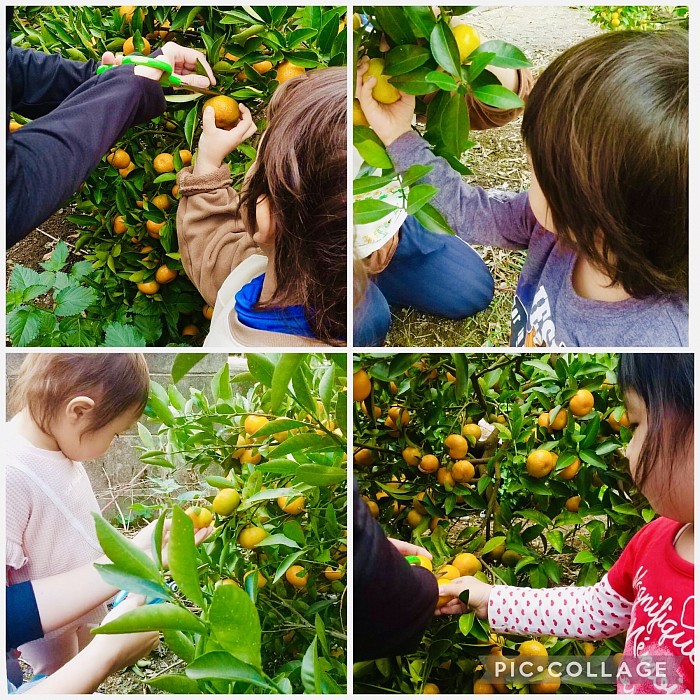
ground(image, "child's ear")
xmin=252 ymin=196 xmax=275 ymax=246
xmin=65 ymin=396 xmax=96 ymax=423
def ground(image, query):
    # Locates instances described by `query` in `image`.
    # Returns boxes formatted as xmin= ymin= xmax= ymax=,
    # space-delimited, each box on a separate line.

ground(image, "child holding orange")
xmin=356 ymin=30 xmax=688 ymax=346
xmin=176 ymin=67 xmax=346 ymax=347
xmin=437 ymin=354 xmax=694 ymax=693
xmin=6 ymin=354 xmax=150 ymax=678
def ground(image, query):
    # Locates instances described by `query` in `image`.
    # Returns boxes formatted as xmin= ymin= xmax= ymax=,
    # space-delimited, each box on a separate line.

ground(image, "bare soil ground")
xmin=385 ymin=6 xmax=601 ymax=347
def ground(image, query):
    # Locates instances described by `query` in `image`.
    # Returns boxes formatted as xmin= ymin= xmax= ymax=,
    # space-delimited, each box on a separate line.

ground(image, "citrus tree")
xmin=9 ymin=6 xmax=346 ymax=346
xmin=353 ymin=353 xmax=648 ymax=694
xmin=589 ymin=5 xmax=688 ymax=31
xmin=92 ymin=352 xmax=347 ymax=693
xmin=353 ymin=7 xmax=530 ymax=233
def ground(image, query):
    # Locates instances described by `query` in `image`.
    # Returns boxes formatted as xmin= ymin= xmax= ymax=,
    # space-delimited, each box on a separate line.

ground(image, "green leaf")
xmin=210 ymin=584 xmax=263 ymax=669
xmin=40 ymin=239 xmax=69 ymax=272
xmin=451 ymin=353 xmax=469 ymax=400
xmin=373 ymin=6 xmax=415 ymax=44
xmin=7 ymin=308 xmax=43 ymax=346
xmin=103 ymin=322 xmax=146 ymax=347
xmin=93 ymin=564 xmax=173 ymax=600
xmin=458 ymin=611 xmax=475 ymax=636
xmin=400 ymin=164 xmax=433 ymax=188
xmin=54 ymin=284 xmax=97 ymax=316
xmin=482 ymin=535 xmax=506 ymax=555
xmin=580 ymin=449 xmax=607 ymax=469
xmin=92 ymin=513 xmax=163 ymax=585
xmin=94 ymin=602 xmax=206 ymax=634
xmin=242 ymin=487 xmax=302 ymax=506
xmin=354 ymin=137 xmax=393 ymax=170
xmin=296 ymin=464 xmax=346 ymax=486
xmin=407 ymin=184 xmax=438 ymax=215
xmin=271 ymin=354 xmax=305 ymax=412
xmin=319 ymin=364 xmax=335 ymax=416
xmin=249 ymin=418 xmax=310 ymax=437
xmin=424 ymin=70 xmax=458 ymax=91
xmin=546 ymin=529 xmax=564 ymax=554
xmin=267 ymin=432 xmax=339 ymax=458
xmin=471 ymin=39 xmax=531 ymax=69
xmin=171 ymin=353 xmax=208 ymax=383
xmin=301 ymin=636 xmax=322 ymax=693
xmin=384 ymin=44 xmax=431 ymax=76
xmin=437 ymin=93 xmax=471 ymax=156
xmin=573 ymin=550 xmax=597 ymax=564
xmin=211 ymin=362 xmax=232 ymax=402
xmin=404 ymin=6 xmax=437 ymax=38
xmin=256 ymin=533 xmax=301 ymax=549
xmin=354 ymin=198 xmax=398 ymax=225
xmin=413 ymin=202 xmax=454 ymax=235
xmin=388 ymin=67 xmax=441 ymax=95
xmin=430 ymin=21 xmax=461 ymax=76
xmin=247 ymin=353 xmax=275 ymax=387
xmin=147 ymin=674 xmax=201 ymax=694
xmin=467 ymin=51 xmax=497 ymax=81
xmin=168 ymin=507 xmax=205 ymax=608
xmin=471 ymin=84 xmax=524 ymax=110
xmin=353 ymin=173 xmax=397 ymax=195
xmin=186 ymin=651 xmax=274 ymax=690
xmin=9 ymin=265 xmax=50 ymax=299
xmin=162 ymin=630 xmax=196 ymax=664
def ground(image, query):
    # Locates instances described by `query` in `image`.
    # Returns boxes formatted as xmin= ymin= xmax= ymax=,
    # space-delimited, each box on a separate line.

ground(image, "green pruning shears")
xmin=406 ymin=556 xmax=470 ymax=606
xmin=97 ymin=55 xmax=223 ymax=96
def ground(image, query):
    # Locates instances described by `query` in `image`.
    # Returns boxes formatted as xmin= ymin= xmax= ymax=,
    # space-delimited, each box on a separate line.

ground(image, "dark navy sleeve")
xmin=7 ymin=581 xmax=44 ymax=650
xmin=353 ymin=480 xmax=438 ymax=661
xmin=6 ymin=65 xmax=166 ymax=245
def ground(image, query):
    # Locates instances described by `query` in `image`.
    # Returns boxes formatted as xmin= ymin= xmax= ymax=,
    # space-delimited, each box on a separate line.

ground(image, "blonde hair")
xmin=11 ymin=354 xmax=150 ymax=434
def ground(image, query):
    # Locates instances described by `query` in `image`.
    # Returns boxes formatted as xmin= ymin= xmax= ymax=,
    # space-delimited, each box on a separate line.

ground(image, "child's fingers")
xmin=180 ymin=73 xmax=213 ymax=89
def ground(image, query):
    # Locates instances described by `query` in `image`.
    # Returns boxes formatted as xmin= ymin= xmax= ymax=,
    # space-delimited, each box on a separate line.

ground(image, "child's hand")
xmin=356 ymin=56 xmax=415 ymax=147
xmin=130 ymin=518 xmax=214 ymax=568
xmin=161 ymin=42 xmax=216 ymax=89
xmin=193 ymin=104 xmax=257 ymax=176
xmin=387 ymin=537 xmax=432 ymax=560
xmin=435 ymin=575 xmax=493 ymax=618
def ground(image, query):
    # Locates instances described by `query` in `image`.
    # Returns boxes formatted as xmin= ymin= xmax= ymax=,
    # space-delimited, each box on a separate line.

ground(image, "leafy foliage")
xmin=97 ymin=353 xmax=347 ymax=693
xmin=10 ymin=6 xmax=346 ymax=346
xmin=354 ymin=353 xmax=648 ymax=694
xmin=589 ymin=5 xmax=688 ymax=31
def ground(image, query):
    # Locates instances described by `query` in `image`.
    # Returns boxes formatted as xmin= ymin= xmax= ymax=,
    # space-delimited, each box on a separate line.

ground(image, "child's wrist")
xmin=193 ymin=155 xmax=223 ymax=176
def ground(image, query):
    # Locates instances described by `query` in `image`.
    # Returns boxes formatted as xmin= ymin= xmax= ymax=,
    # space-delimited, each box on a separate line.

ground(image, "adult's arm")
xmin=7 ymin=66 xmax=165 ymax=245
xmin=353 ymin=480 xmax=438 ymax=661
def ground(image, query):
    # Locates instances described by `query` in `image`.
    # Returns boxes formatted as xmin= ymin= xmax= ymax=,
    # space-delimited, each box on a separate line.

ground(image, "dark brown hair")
xmin=11 ymin=353 xmax=150 ymax=435
xmin=617 ymin=353 xmax=693 ymax=492
xmin=521 ymin=29 xmax=688 ymax=298
xmin=239 ymin=67 xmax=347 ymax=344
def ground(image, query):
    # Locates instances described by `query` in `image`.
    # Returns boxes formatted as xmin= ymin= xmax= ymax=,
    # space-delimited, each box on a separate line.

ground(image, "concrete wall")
xmin=6 ymin=353 xmax=249 ymax=515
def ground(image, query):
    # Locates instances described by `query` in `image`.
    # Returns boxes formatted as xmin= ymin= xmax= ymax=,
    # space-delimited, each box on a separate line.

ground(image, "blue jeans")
xmin=354 ymin=216 xmax=494 ymax=346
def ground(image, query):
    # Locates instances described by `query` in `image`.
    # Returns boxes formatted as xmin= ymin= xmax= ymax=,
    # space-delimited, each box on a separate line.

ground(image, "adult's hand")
xmin=387 ymin=537 xmax=432 ymax=559
xmin=161 ymin=42 xmax=216 ymax=88
xmin=130 ymin=518 xmax=214 ymax=569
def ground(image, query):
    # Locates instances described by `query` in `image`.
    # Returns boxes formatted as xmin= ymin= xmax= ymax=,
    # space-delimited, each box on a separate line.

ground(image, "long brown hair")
xmin=521 ymin=29 xmax=688 ymax=298
xmin=11 ymin=353 xmax=150 ymax=435
xmin=240 ymin=67 xmax=347 ymax=344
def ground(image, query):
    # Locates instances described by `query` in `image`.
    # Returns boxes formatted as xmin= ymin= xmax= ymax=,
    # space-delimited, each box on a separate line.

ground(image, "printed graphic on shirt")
xmin=619 ymin=566 xmax=694 ymax=694
xmin=511 ymin=283 xmax=565 ymax=347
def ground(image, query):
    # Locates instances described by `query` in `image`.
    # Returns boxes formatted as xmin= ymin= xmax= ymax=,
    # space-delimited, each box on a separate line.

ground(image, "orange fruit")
xmin=418 ymin=454 xmax=439 ymax=474
xmin=9 ymin=120 xmax=23 ymax=132
xmin=423 ymin=682 xmax=441 ymax=694
xmin=244 ymin=414 xmax=269 ymax=435
xmin=253 ymin=60 xmax=273 ymax=74
xmin=278 ymin=494 xmax=305 ymax=515
xmin=179 ymin=149 xmax=192 ymax=166
xmin=243 ymin=569 xmax=267 ymax=588
xmin=123 ymin=36 xmax=151 ymax=55
xmin=462 ymin=423 xmax=481 ymax=440
xmin=155 ymin=265 xmax=177 ymax=284
xmin=445 ymin=434 xmax=468 ymax=459
xmin=473 ymin=678 xmax=495 ymax=694
xmin=582 ymin=642 xmax=596 ymax=657
xmin=531 ymin=668 xmax=561 ymax=694
xmin=607 ymin=411 xmax=631 ymax=431
xmin=171 ymin=183 xmax=180 ymax=198
xmin=452 ymin=552 xmax=482 ymax=576
xmin=354 ymin=448 xmax=374 ymax=467
xmin=203 ymin=95 xmax=241 ymax=129
xmin=118 ymin=5 xmax=141 ymax=23
xmin=182 ymin=324 xmax=199 ymax=336
xmin=215 ymin=577 xmax=239 ymax=588
xmin=286 ymin=565 xmax=308 ymax=588
xmin=140 ymin=245 xmax=154 ymax=254
xmin=146 ymin=219 xmax=165 ymax=238
xmin=276 ymin=60 xmax=306 ymax=84
xmin=389 ymin=381 xmax=399 ymax=394
xmin=406 ymin=509 xmax=423 ymax=528
xmin=106 ymin=148 xmax=130 ymax=169
xmin=119 ymin=162 xmax=136 ymax=177
xmin=402 ymin=446 xmax=422 ymax=467
xmin=452 ymin=460 xmax=475 ymax=483
xmin=137 ymin=280 xmax=160 ymax=295
xmin=558 ymin=457 xmax=581 ymax=480
xmin=518 ymin=640 xmax=548 ymax=658
xmin=436 ymin=577 xmax=453 ymax=607
xmin=526 ymin=450 xmax=554 ymax=478
xmin=361 ymin=402 xmax=381 ymax=419
xmin=202 ymin=304 xmax=214 ymax=320
xmin=112 ymin=215 xmax=127 ymax=234
xmin=436 ymin=467 xmax=455 ymax=488
xmin=212 ymin=488 xmax=240 ymax=516
xmin=324 ymin=566 xmax=344 ymax=581
xmin=240 ymin=448 xmax=261 ymax=465
xmin=151 ymin=194 xmax=171 ymax=211
xmin=550 ymin=408 xmax=568 ymax=430
xmin=569 ymin=389 xmax=595 ymax=417
xmin=388 ymin=405 xmax=409 ymax=428
xmin=363 ymin=497 xmax=380 ymax=518
xmin=153 ymin=153 xmax=175 ymax=173
xmin=435 ymin=563 xmax=460 ymax=580
xmin=565 ymin=495 xmax=581 ymax=512
xmin=430 ymin=516 xmax=447 ymax=531
xmin=352 ymin=98 xmax=369 ymax=126
xmin=452 ymin=24 xmax=481 ymax=62
xmin=238 ymin=525 xmax=268 ymax=548
xmin=185 ymin=505 xmax=213 ymax=528
xmin=353 ymin=369 xmax=371 ymax=401
xmin=501 ymin=550 xmax=522 ymax=568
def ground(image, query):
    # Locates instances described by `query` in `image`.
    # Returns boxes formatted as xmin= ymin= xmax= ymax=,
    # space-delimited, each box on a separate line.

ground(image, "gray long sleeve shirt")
xmin=388 ymin=131 xmax=688 ymax=347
